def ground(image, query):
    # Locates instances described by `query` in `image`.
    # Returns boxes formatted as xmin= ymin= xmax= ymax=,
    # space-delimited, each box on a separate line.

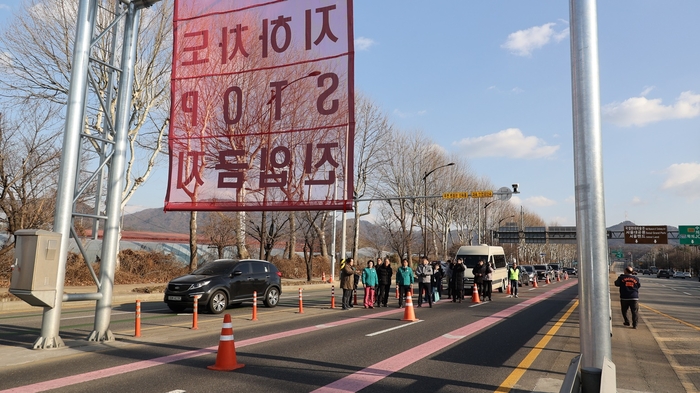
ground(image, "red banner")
xmin=166 ymin=0 xmax=354 ymax=211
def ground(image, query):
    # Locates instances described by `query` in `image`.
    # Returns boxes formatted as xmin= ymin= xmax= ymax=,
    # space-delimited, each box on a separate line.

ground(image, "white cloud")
xmin=393 ymin=108 xmax=427 ymax=118
xmin=603 ymin=91 xmax=700 ymax=127
xmin=640 ymin=86 xmax=655 ymax=96
xmin=501 ymin=22 xmax=569 ymax=57
xmin=525 ymin=196 xmax=557 ymax=207
xmin=0 ymin=4 xmax=10 ymax=10
xmin=452 ymin=128 xmax=559 ymax=159
xmin=631 ymin=197 xmax=645 ymax=206
xmin=564 ymin=195 xmax=575 ymax=204
xmin=354 ymin=37 xmax=375 ymax=51
xmin=661 ymin=162 xmax=700 ymax=198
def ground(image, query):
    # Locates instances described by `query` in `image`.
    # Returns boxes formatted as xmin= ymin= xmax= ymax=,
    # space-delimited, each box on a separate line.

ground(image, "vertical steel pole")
xmin=569 ymin=0 xmax=612 ymax=369
xmin=34 ymin=0 xmax=98 ymax=349
xmin=89 ymin=4 xmax=141 ymax=342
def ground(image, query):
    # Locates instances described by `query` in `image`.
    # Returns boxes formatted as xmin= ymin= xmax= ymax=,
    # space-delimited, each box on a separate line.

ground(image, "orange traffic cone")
xmin=546 ymin=276 xmax=550 ymax=284
xmin=556 ymin=274 xmax=561 ymax=282
xmin=506 ymin=283 xmax=511 ymax=295
xmin=471 ymin=284 xmax=481 ymax=303
xmin=533 ymin=278 xmax=538 ymax=288
xmin=208 ymin=314 xmax=245 ymax=371
xmin=564 ymin=272 xmax=569 ymax=280
xmin=402 ymin=291 xmax=418 ymax=321
xmin=322 ymin=272 xmax=326 ymax=282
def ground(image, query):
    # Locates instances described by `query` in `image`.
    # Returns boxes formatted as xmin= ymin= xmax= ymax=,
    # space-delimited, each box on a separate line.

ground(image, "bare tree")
xmin=247 ymin=211 xmax=289 ymax=261
xmin=0 ymin=0 xmax=172 ymax=211
xmin=351 ymin=93 xmax=393 ymax=259
xmin=0 ymin=107 xmax=61 ymax=256
xmin=201 ymin=212 xmax=238 ymax=259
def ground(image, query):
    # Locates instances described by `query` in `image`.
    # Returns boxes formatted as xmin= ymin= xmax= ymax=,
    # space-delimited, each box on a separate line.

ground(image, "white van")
xmin=454 ymin=245 xmax=509 ymax=292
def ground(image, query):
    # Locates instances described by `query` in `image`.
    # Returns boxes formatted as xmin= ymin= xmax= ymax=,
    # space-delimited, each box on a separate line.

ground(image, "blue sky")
xmin=1 ymin=1 xmax=699 ymax=228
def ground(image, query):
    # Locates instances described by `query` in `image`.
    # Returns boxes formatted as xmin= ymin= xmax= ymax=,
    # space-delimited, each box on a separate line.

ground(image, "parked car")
xmin=642 ymin=269 xmax=651 ymax=275
xmin=533 ymin=264 xmax=554 ymax=281
xmin=684 ymin=272 xmax=692 ymax=279
xmin=673 ymin=271 xmax=687 ymax=279
xmin=656 ymin=269 xmax=671 ymax=278
xmin=164 ymin=259 xmax=282 ymax=314
xmin=522 ymin=265 xmax=537 ymax=284
xmin=562 ymin=267 xmax=577 ymax=276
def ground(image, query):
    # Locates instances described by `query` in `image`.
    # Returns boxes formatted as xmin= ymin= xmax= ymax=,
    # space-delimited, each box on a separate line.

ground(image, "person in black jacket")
xmin=614 ymin=266 xmax=641 ymax=328
xmin=472 ymin=260 xmax=486 ymax=300
xmin=375 ymin=258 xmax=393 ymax=307
xmin=451 ymin=259 xmax=466 ymax=302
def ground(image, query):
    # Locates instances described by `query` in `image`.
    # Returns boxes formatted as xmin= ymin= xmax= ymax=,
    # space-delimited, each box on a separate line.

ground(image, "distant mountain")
xmin=122 ymin=208 xmax=193 ymax=233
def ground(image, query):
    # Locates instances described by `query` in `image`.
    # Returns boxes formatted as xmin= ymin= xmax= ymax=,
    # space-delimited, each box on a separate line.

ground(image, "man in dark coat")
xmin=451 ymin=259 xmax=466 ymax=302
xmin=340 ymin=258 xmax=355 ymax=310
xmin=375 ymin=258 xmax=393 ymax=307
xmin=472 ymin=260 xmax=487 ymax=299
xmin=614 ymin=266 xmax=641 ymax=328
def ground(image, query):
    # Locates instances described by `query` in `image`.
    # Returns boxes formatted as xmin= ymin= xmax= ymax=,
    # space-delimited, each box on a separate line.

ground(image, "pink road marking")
xmin=312 ymin=279 xmax=578 ymax=393
xmin=0 ymin=308 xmax=403 ymax=393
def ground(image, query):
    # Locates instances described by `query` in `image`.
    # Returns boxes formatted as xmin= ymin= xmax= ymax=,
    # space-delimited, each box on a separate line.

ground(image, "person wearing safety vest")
xmin=508 ymin=262 xmax=520 ymax=298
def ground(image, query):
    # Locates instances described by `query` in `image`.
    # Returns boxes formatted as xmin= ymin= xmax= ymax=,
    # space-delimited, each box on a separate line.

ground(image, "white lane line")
xmin=166 ymin=390 xmax=186 ymax=393
xmin=365 ymin=320 xmax=423 ymax=337
xmin=684 ymin=292 xmax=692 ymax=296
xmin=469 ymin=302 xmax=485 ymax=308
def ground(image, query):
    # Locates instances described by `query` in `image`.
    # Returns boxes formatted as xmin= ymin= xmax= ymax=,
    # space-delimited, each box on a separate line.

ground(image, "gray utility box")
xmin=9 ymin=229 xmax=62 ymax=308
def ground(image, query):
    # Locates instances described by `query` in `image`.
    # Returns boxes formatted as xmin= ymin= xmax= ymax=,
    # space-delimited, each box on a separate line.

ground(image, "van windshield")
xmin=458 ymin=255 xmax=485 ymax=269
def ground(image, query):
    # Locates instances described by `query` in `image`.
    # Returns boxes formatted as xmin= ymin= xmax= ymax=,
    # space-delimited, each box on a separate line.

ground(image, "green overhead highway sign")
xmin=679 ymin=225 xmax=700 ymax=245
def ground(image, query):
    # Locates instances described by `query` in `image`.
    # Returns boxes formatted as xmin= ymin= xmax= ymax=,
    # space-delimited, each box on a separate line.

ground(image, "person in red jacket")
xmin=614 ymin=266 xmax=641 ymax=328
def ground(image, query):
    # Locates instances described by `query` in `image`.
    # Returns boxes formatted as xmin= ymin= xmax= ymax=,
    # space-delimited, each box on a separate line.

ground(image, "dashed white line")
xmin=365 ymin=320 xmax=423 ymax=337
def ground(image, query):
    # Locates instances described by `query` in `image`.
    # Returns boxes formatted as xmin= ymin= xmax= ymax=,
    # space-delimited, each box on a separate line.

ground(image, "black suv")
xmin=164 ymin=259 xmax=282 ymax=314
xmin=656 ymin=269 xmax=671 ymax=279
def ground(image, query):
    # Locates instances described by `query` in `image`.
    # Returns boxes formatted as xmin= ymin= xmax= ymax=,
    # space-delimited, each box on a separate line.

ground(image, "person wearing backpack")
xmin=361 ymin=260 xmax=378 ymax=308
xmin=396 ymin=258 xmax=414 ymax=308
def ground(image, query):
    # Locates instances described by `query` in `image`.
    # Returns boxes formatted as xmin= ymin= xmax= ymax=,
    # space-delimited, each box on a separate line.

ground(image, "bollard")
xmin=353 ymin=289 xmax=358 ymax=306
xmin=298 ymin=288 xmax=304 ymax=314
xmin=395 ymin=285 xmax=399 ymax=299
xmin=134 ymin=300 xmax=141 ymax=337
xmin=192 ymin=295 xmax=200 ymax=330
xmin=330 ymin=285 xmax=336 ymax=309
xmin=251 ymin=291 xmax=258 ymax=321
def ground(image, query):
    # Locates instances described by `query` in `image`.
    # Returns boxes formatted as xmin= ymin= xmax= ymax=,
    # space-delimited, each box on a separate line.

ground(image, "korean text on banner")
xmin=166 ymin=0 xmax=354 ymax=211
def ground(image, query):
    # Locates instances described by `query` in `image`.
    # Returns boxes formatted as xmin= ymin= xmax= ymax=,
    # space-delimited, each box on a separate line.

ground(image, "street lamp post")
xmin=422 ymin=162 xmax=455 ymax=258
xmin=479 ymin=200 xmax=495 ymax=244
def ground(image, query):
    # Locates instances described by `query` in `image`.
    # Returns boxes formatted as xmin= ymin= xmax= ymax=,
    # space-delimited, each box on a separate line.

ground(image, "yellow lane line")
xmin=641 ymin=303 xmax=700 ymax=332
xmin=495 ymin=300 xmax=579 ymax=393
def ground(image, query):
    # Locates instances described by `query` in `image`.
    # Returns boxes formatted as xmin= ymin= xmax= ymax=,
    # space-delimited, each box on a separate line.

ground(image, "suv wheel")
xmin=264 ymin=287 xmax=280 ymax=307
xmin=208 ymin=290 xmax=228 ymax=314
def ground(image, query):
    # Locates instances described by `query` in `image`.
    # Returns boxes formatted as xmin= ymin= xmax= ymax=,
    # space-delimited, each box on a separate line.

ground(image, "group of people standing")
xmin=341 ymin=256 xmax=520 ymax=309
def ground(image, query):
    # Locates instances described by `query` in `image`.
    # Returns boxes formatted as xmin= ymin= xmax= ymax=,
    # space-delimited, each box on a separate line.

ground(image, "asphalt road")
xmin=0 ymin=281 xmax=581 ymax=392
